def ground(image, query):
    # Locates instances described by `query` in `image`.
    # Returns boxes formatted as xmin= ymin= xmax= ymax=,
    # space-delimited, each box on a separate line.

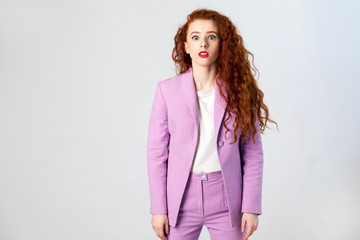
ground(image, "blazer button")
xmin=218 ymin=140 xmax=224 ymax=147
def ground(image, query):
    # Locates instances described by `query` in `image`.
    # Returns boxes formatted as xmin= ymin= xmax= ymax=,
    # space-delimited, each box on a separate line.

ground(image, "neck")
xmin=192 ymin=63 xmax=218 ymax=91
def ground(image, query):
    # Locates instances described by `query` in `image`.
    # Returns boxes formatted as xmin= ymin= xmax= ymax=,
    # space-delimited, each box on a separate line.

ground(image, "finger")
xmin=244 ymin=225 xmax=254 ymax=239
xmin=243 ymin=232 xmax=249 ymax=240
xmin=165 ymin=221 xmax=169 ymax=235
xmin=157 ymin=228 xmax=166 ymax=240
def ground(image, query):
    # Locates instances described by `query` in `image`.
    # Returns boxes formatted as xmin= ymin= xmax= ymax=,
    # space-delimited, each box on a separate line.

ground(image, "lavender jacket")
xmin=147 ymin=66 xmax=264 ymax=227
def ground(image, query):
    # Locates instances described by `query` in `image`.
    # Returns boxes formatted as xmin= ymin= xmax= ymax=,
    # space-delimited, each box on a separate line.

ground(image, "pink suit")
xmin=147 ymin=66 xmax=264 ymax=229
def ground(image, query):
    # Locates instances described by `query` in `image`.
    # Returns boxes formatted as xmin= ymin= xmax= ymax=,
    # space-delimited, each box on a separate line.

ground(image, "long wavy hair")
xmin=172 ymin=8 xmax=278 ymax=145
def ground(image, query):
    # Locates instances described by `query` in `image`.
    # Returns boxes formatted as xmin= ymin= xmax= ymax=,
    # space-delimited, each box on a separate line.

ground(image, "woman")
xmin=147 ymin=8 xmax=277 ymax=240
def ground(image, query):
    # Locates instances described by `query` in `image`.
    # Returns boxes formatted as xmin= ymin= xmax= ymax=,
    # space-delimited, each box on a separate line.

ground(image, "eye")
xmin=191 ymin=35 xmax=199 ymax=40
xmin=209 ymin=35 xmax=217 ymax=40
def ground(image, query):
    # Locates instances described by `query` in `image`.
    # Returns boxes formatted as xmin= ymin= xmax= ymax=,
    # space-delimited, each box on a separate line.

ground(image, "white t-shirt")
xmin=190 ymin=88 xmax=222 ymax=173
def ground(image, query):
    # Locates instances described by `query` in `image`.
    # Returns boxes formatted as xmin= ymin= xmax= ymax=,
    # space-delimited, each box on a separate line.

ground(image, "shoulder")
xmin=157 ymin=72 xmax=183 ymax=93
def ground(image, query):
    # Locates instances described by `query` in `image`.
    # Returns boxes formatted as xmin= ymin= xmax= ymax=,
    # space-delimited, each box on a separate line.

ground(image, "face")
xmin=184 ymin=19 xmax=221 ymax=69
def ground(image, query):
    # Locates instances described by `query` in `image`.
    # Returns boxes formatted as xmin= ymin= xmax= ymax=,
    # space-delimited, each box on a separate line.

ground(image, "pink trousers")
xmin=167 ymin=170 xmax=245 ymax=240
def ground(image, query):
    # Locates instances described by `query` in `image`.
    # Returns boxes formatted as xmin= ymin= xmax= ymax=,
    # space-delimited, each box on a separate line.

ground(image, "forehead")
xmin=187 ymin=19 xmax=218 ymax=34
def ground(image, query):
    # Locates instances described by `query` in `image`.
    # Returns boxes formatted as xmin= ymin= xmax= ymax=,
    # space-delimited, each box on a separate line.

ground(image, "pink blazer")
xmin=147 ymin=66 xmax=264 ymax=228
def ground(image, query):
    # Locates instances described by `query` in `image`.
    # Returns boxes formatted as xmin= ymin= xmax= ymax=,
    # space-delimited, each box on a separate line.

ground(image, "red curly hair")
xmin=172 ymin=8 xmax=278 ymax=145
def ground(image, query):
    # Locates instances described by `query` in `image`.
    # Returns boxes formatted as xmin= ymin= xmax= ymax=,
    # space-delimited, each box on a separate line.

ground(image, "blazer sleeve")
xmin=240 ymin=114 xmax=264 ymax=215
xmin=147 ymin=81 xmax=169 ymax=215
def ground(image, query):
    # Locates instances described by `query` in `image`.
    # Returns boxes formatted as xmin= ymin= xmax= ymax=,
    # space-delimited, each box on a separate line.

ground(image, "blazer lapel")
xmin=214 ymin=74 xmax=227 ymax=141
xmin=181 ymin=66 xmax=227 ymax=142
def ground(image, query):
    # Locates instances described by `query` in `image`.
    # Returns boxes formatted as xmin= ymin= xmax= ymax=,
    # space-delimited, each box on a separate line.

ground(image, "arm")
xmin=147 ymin=81 xmax=169 ymax=215
xmin=240 ymin=114 xmax=264 ymax=215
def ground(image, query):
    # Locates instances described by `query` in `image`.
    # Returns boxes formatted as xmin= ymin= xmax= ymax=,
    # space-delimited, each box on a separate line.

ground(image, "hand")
xmin=151 ymin=214 xmax=169 ymax=240
xmin=241 ymin=212 xmax=259 ymax=240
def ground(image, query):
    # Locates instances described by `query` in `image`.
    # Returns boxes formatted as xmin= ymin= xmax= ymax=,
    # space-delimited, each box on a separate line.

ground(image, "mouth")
xmin=198 ymin=51 xmax=209 ymax=58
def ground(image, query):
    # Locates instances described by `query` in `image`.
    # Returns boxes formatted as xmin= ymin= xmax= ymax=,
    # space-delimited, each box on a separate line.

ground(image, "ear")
xmin=184 ymin=42 xmax=188 ymax=53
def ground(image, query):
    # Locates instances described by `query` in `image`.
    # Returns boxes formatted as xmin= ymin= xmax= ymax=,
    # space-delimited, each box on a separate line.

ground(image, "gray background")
xmin=1 ymin=0 xmax=359 ymax=239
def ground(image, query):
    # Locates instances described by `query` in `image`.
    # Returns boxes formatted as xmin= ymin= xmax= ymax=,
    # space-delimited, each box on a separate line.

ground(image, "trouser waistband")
xmin=188 ymin=170 xmax=222 ymax=181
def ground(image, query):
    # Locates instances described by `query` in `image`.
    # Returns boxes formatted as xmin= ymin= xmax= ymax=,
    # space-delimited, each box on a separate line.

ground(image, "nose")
xmin=201 ymin=39 xmax=208 ymax=48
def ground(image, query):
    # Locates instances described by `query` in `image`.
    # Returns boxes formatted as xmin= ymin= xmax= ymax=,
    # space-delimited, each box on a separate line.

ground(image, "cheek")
xmin=212 ymin=43 xmax=220 ymax=53
xmin=213 ymin=47 xmax=220 ymax=57
xmin=215 ymin=44 xmax=221 ymax=52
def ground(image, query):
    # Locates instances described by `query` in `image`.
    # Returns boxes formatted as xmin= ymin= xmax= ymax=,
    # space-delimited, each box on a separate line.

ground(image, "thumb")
xmin=241 ymin=217 xmax=246 ymax=233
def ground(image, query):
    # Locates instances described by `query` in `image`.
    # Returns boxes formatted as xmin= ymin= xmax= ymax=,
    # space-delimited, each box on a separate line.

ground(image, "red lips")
xmin=198 ymin=51 xmax=209 ymax=58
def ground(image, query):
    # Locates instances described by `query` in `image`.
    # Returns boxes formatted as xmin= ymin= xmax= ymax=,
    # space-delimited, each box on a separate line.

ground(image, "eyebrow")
xmin=190 ymin=31 xmax=218 ymax=35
